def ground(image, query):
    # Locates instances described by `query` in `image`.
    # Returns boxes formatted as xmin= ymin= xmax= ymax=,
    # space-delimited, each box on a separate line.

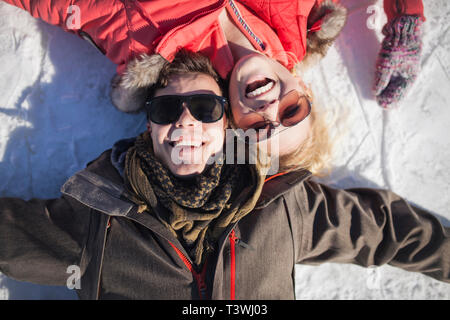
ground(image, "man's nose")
xmin=175 ymin=103 xmax=200 ymax=127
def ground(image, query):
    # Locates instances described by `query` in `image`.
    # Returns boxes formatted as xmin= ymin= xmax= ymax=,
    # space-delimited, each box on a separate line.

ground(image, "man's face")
xmin=148 ymin=73 xmax=226 ymax=178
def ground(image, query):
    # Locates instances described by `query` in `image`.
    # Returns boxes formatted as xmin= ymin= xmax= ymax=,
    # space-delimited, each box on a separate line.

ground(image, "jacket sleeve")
xmin=2 ymin=0 xmax=127 ymax=59
xmin=383 ymin=0 xmax=425 ymax=21
xmin=3 ymin=0 xmax=118 ymax=30
xmin=0 ymin=195 xmax=91 ymax=286
xmin=293 ymin=179 xmax=450 ymax=283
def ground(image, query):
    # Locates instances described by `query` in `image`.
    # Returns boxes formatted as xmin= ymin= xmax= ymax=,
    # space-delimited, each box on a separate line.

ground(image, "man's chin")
xmin=169 ymin=164 xmax=207 ymax=179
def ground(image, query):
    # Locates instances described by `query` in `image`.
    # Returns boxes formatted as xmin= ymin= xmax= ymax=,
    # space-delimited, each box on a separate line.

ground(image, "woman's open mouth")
xmin=245 ymin=78 xmax=275 ymax=99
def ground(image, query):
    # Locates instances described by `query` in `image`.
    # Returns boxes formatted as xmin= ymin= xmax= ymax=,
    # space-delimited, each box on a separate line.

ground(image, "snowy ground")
xmin=0 ymin=0 xmax=449 ymax=300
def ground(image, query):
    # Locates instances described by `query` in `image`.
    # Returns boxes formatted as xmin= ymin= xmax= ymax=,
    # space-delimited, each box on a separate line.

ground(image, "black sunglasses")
xmin=145 ymin=94 xmax=227 ymax=125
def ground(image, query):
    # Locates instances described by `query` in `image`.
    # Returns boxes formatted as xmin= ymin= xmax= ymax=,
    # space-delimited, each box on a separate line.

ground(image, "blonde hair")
xmin=278 ymin=97 xmax=333 ymax=176
xmin=276 ymin=64 xmax=334 ymax=177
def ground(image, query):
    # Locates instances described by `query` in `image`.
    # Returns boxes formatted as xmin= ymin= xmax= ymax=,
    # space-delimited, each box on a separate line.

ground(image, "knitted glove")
xmin=373 ymin=15 xmax=424 ymax=108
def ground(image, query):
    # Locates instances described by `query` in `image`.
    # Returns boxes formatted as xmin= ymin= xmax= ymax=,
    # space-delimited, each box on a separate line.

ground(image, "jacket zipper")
xmin=227 ymin=0 xmax=265 ymax=50
xmin=96 ymin=216 xmax=112 ymax=300
xmin=168 ymin=241 xmax=208 ymax=299
xmin=264 ymin=171 xmax=289 ymax=183
xmin=170 ymin=229 xmax=246 ymax=300
xmin=229 ymin=229 xmax=237 ymax=300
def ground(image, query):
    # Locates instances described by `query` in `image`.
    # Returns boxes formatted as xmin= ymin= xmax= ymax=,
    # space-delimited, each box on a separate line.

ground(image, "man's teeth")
xmin=246 ymin=81 xmax=274 ymax=98
xmin=172 ymin=141 xmax=202 ymax=147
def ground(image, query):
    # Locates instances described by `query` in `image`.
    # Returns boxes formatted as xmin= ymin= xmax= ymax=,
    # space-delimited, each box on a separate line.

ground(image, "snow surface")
xmin=0 ymin=0 xmax=449 ymax=300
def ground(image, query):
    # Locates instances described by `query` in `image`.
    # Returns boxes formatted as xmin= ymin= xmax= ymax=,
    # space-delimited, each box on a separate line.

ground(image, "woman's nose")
xmin=255 ymin=99 xmax=279 ymax=123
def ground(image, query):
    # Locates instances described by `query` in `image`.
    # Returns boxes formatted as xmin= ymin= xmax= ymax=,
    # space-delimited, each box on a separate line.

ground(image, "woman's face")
xmin=228 ymin=53 xmax=311 ymax=157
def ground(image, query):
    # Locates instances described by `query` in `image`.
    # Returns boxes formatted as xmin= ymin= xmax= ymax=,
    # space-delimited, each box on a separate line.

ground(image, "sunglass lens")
xmin=280 ymin=94 xmax=311 ymax=127
xmin=189 ymin=96 xmax=223 ymax=123
xmin=149 ymin=97 xmax=182 ymax=124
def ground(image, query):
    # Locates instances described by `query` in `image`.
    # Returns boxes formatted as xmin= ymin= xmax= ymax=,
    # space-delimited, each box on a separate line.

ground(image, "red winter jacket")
xmin=3 ymin=0 xmax=424 ymax=78
xmin=3 ymin=0 xmax=341 ymax=78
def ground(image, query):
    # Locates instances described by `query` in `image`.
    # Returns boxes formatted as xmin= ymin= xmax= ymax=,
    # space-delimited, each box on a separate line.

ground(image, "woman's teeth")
xmin=246 ymin=80 xmax=274 ymax=98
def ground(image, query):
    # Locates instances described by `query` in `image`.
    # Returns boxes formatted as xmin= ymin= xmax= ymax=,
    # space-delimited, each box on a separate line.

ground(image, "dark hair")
xmin=146 ymin=49 xmax=228 ymax=100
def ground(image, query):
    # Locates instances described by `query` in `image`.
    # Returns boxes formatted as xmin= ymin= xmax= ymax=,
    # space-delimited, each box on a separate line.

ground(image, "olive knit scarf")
xmin=123 ymin=132 xmax=264 ymax=267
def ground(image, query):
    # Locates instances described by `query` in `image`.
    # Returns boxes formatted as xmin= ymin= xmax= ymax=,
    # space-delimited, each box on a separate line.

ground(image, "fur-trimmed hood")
xmin=297 ymin=0 xmax=348 ymax=73
xmin=110 ymin=54 xmax=168 ymax=114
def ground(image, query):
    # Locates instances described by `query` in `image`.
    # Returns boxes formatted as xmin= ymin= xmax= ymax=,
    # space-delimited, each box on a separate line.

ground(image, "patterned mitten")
xmin=373 ymin=15 xmax=424 ymax=108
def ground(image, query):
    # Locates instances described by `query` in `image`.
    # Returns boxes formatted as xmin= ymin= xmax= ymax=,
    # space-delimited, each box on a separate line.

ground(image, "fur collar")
xmin=297 ymin=0 xmax=348 ymax=74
